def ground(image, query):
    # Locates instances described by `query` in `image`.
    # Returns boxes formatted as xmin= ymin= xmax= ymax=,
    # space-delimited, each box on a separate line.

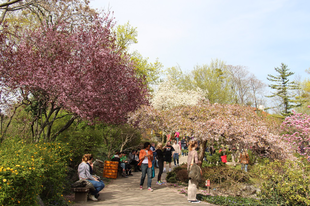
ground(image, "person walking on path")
xmin=239 ymin=149 xmax=249 ymax=172
xmin=163 ymin=141 xmax=174 ymax=172
xmin=155 ymin=143 xmax=164 ymax=185
xmin=172 ymin=140 xmax=181 ymax=166
xmin=181 ymin=136 xmax=187 ymax=156
xmin=174 ymin=131 xmax=180 ymax=144
xmin=78 ymin=154 xmax=105 ymax=201
xmin=138 ymin=142 xmax=154 ymax=191
xmin=187 ymin=141 xmax=201 ymax=203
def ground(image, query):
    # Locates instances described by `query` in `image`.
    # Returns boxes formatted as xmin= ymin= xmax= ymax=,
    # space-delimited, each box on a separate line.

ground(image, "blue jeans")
xmin=88 ymin=180 xmax=105 ymax=196
xmin=173 ymin=153 xmax=179 ymax=165
xmin=241 ymin=164 xmax=248 ymax=172
xmin=120 ymin=163 xmax=125 ymax=170
xmin=140 ymin=163 xmax=152 ymax=188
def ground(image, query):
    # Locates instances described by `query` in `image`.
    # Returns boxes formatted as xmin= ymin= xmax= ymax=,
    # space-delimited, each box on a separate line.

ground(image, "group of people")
xmin=138 ymin=140 xmax=181 ymax=191
xmin=77 ymin=139 xmax=250 ymax=203
xmin=138 ymin=139 xmax=201 ymax=203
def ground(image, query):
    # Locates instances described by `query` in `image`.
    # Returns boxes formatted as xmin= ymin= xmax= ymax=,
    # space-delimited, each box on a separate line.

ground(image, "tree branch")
xmin=0 ymin=0 xmax=22 ymax=8
xmin=51 ymin=115 xmax=77 ymax=141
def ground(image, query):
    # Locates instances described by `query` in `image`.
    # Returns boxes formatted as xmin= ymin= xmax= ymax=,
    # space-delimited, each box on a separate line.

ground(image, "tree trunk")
xmin=198 ymin=139 xmax=207 ymax=167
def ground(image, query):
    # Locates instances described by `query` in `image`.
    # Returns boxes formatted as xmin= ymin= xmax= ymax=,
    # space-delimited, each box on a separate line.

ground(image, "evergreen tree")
xmin=267 ymin=63 xmax=300 ymax=116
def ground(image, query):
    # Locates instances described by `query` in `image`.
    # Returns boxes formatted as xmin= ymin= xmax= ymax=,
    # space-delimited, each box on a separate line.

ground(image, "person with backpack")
xmin=187 ymin=141 xmax=201 ymax=203
xmin=181 ymin=136 xmax=187 ymax=156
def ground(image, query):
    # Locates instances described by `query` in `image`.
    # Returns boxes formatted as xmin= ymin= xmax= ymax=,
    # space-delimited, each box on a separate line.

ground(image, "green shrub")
xmin=181 ymin=149 xmax=188 ymax=155
xmin=0 ymin=138 xmax=71 ymax=206
xmin=205 ymin=152 xmax=223 ymax=167
xmin=197 ymin=194 xmax=266 ymax=206
xmin=248 ymin=149 xmax=257 ymax=165
xmin=203 ymin=165 xmax=250 ymax=184
xmin=168 ymin=176 xmax=177 ymax=183
xmin=226 ymin=154 xmax=232 ymax=162
xmin=256 ymin=159 xmax=310 ymax=206
xmin=166 ymin=171 xmax=177 ymax=183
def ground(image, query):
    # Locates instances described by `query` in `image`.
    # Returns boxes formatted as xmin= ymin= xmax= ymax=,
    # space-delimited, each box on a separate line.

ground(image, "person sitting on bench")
xmin=120 ymin=152 xmax=133 ymax=176
xmin=78 ymin=154 xmax=105 ymax=201
xmin=111 ymin=151 xmax=127 ymax=177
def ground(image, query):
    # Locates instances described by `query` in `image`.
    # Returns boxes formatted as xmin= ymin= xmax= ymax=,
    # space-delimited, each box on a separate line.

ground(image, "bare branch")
xmin=0 ymin=0 xmax=22 ymax=8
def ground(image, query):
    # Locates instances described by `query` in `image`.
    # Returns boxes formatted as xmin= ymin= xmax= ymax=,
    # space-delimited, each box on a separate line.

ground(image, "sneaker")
xmin=148 ymin=187 xmax=153 ymax=192
xmin=169 ymin=168 xmax=171 ymax=172
xmin=163 ymin=168 xmax=166 ymax=172
xmin=156 ymin=181 xmax=162 ymax=185
xmin=88 ymin=195 xmax=98 ymax=201
xmin=140 ymin=185 xmax=143 ymax=190
xmin=190 ymin=200 xmax=201 ymax=203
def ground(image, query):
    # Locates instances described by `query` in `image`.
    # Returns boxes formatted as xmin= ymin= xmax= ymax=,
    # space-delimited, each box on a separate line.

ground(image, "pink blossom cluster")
xmin=0 ymin=14 xmax=148 ymax=124
xmin=281 ymin=110 xmax=310 ymax=159
xmin=129 ymin=102 xmax=292 ymax=160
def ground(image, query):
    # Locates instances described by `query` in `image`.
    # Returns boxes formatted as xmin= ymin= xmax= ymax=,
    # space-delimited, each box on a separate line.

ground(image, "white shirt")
xmin=142 ymin=150 xmax=149 ymax=164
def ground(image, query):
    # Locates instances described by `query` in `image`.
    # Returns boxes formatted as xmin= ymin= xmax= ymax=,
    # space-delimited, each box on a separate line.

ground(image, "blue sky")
xmin=90 ymin=0 xmax=310 ymax=84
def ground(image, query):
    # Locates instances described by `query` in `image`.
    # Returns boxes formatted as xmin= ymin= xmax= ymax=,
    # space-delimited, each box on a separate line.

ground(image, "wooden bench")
xmin=73 ymin=187 xmax=89 ymax=202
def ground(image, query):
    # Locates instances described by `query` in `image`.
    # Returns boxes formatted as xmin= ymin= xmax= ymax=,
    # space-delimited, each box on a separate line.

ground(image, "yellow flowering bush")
xmin=256 ymin=159 xmax=310 ymax=205
xmin=0 ymin=138 xmax=71 ymax=206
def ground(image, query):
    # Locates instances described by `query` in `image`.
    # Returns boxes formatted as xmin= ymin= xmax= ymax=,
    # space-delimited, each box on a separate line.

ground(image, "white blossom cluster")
xmin=151 ymin=78 xmax=206 ymax=110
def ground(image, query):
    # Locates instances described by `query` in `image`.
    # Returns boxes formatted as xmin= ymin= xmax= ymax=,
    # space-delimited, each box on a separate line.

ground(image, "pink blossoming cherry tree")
xmin=129 ymin=102 xmax=292 ymax=164
xmin=0 ymin=14 xmax=148 ymax=141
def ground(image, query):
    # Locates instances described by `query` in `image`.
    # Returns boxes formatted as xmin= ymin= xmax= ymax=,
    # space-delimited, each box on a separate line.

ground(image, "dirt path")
xmin=74 ymin=156 xmax=216 ymax=206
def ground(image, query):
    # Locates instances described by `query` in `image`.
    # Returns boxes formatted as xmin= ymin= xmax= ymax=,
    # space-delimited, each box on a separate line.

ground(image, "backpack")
xmin=188 ymin=154 xmax=202 ymax=182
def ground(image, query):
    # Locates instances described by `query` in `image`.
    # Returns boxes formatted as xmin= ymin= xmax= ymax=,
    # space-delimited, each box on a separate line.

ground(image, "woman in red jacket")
xmin=139 ymin=142 xmax=154 ymax=191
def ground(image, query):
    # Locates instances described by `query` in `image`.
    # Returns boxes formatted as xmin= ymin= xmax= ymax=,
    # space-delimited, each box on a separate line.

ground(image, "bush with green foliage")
xmin=166 ymin=165 xmax=188 ymax=183
xmin=247 ymin=149 xmax=257 ymax=165
xmin=0 ymin=138 xmax=71 ymax=205
xmin=256 ymin=159 xmax=310 ymax=206
xmin=202 ymin=165 xmax=250 ymax=185
xmin=166 ymin=171 xmax=177 ymax=183
xmin=197 ymin=194 xmax=267 ymax=206
xmin=57 ymin=121 xmax=141 ymax=166
xmin=204 ymin=152 xmax=223 ymax=167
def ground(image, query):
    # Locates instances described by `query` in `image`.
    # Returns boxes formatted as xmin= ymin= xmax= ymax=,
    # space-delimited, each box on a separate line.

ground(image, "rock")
xmin=94 ymin=159 xmax=104 ymax=167
xmin=36 ymin=195 xmax=44 ymax=206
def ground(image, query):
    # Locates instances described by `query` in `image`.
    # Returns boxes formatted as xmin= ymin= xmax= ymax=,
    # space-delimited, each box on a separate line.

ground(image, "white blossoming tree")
xmin=151 ymin=77 xmax=206 ymax=110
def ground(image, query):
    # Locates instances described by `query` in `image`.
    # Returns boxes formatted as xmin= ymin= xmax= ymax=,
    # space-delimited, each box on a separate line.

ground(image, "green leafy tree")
xmin=165 ymin=59 xmax=235 ymax=104
xmin=191 ymin=59 xmax=235 ymax=104
xmin=267 ymin=63 xmax=300 ymax=116
xmin=114 ymin=22 xmax=163 ymax=90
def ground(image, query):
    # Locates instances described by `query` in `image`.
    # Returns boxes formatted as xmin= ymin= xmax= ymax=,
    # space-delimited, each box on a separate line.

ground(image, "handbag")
xmin=151 ymin=164 xmax=155 ymax=178
xmin=188 ymin=154 xmax=202 ymax=182
xmin=72 ymin=180 xmax=96 ymax=191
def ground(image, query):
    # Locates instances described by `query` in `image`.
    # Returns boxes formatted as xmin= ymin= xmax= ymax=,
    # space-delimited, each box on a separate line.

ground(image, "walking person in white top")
xmin=172 ymin=140 xmax=181 ymax=166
